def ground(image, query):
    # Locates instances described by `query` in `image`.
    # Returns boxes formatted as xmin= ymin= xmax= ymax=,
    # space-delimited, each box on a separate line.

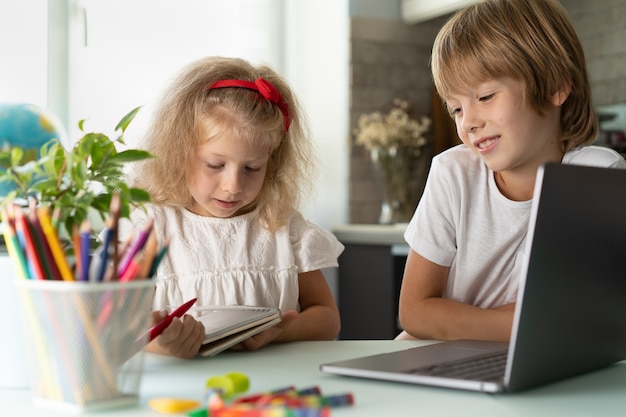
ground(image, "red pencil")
xmin=14 ymin=206 xmax=46 ymax=280
xmin=147 ymin=298 xmax=198 ymax=342
xmin=127 ymin=298 xmax=198 ymax=357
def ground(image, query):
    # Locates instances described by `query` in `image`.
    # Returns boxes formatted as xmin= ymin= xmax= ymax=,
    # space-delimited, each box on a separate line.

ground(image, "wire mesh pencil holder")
xmin=15 ymin=279 xmax=155 ymax=413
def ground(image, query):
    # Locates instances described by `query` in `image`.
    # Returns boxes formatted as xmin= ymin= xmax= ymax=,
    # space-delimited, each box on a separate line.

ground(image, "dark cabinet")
xmin=333 ymin=225 xmax=409 ymax=340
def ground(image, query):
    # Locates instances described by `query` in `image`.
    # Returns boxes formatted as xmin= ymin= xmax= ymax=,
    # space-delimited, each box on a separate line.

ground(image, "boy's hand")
xmin=148 ymin=310 xmax=205 ymax=359
xmin=229 ymin=310 xmax=299 ymax=351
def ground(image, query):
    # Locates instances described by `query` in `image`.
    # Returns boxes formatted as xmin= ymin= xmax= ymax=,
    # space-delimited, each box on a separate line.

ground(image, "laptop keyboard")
xmin=410 ymin=350 xmax=508 ymax=382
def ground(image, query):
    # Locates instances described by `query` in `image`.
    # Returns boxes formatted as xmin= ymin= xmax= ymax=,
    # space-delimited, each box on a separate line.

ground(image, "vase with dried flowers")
xmin=355 ymin=98 xmax=431 ymax=224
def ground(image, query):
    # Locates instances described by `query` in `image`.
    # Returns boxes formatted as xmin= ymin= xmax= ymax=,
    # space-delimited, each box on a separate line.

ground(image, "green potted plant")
xmin=0 ymin=107 xmax=153 ymax=245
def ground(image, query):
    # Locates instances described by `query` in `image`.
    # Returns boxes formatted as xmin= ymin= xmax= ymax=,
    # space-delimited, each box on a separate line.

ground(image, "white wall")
xmin=285 ymin=0 xmax=349 ymax=229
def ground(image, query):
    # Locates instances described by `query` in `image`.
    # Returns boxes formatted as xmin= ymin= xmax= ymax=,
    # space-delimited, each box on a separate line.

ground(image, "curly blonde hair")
xmin=431 ymin=0 xmax=597 ymax=152
xmin=131 ymin=56 xmax=316 ymax=231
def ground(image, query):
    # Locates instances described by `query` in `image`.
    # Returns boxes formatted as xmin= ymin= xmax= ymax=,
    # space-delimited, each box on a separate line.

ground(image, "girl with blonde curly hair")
xmin=125 ymin=56 xmax=342 ymax=358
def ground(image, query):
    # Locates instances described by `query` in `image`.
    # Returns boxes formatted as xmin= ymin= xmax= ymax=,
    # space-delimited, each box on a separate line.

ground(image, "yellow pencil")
xmin=37 ymin=207 xmax=74 ymax=281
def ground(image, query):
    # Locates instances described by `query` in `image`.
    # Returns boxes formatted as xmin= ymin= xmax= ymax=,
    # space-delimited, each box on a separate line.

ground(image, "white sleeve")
xmin=404 ymin=153 xmax=459 ymax=267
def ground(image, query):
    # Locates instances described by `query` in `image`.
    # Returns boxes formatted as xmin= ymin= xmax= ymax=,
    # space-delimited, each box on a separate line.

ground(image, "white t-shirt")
xmin=120 ymin=206 xmax=344 ymax=312
xmin=404 ymin=145 xmax=626 ymax=308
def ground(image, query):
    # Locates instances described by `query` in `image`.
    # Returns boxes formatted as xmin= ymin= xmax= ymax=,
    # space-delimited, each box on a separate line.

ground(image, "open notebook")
xmin=321 ymin=162 xmax=626 ymax=392
xmin=194 ymin=306 xmax=281 ymax=357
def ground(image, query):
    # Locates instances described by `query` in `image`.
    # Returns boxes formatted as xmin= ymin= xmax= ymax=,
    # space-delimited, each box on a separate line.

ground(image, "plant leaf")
xmin=115 ymin=106 xmax=141 ymax=133
xmin=129 ymin=187 xmax=151 ymax=203
xmin=109 ymin=149 xmax=153 ymax=163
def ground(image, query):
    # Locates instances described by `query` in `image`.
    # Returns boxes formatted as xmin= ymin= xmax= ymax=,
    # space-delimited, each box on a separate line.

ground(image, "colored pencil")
xmin=38 ymin=207 xmax=74 ymax=281
xmin=1 ymin=206 xmax=29 ymax=279
xmin=149 ymin=237 xmax=170 ymax=277
xmin=79 ymin=220 xmax=91 ymax=281
xmin=117 ymin=218 xmax=154 ymax=277
xmin=28 ymin=199 xmax=61 ymax=281
xmin=92 ymin=219 xmax=113 ymax=282
xmin=109 ymin=192 xmax=121 ymax=281
xmin=137 ymin=231 xmax=158 ymax=279
xmin=14 ymin=206 xmax=46 ymax=280
xmin=148 ymin=298 xmax=197 ymax=342
xmin=72 ymin=224 xmax=82 ymax=280
xmin=119 ymin=255 xmax=141 ymax=282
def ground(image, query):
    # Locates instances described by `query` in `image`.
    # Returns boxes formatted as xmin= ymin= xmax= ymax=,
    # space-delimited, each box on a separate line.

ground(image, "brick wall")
xmin=561 ymin=0 xmax=626 ymax=106
xmin=348 ymin=0 xmax=626 ymax=224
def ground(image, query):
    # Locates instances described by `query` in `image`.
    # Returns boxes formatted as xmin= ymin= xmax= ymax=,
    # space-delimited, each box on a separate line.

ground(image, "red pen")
xmin=148 ymin=297 xmax=198 ymax=342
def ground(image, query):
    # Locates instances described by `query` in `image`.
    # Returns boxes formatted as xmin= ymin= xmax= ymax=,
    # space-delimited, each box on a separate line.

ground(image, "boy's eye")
xmin=448 ymin=107 xmax=461 ymax=117
xmin=479 ymin=93 xmax=495 ymax=102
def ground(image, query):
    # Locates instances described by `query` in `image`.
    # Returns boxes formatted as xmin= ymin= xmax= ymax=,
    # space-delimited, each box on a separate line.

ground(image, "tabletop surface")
xmin=3 ymin=340 xmax=626 ymax=416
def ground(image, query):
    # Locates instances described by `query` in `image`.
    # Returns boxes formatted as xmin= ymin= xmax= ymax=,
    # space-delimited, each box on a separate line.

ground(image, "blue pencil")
xmin=95 ymin=225 xmax=113 ymax=282
xmin=79 ymin=220 xmax=91 ymax=282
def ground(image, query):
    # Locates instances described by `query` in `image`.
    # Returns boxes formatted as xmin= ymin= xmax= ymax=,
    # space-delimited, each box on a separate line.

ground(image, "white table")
xmin=3 ymin=340 xmax=626 ymax=416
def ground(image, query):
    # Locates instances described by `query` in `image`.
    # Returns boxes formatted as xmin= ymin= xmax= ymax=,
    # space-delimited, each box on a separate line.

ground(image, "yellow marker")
xmin=148 ymin=398 xmax=201 ymax=414
xmin=37 ymin=207 xmax=74 ymax=281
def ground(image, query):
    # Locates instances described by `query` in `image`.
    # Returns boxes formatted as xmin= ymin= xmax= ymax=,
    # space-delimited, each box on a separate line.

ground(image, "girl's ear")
xmin=550 ymin=82 xmax=572 ymax=106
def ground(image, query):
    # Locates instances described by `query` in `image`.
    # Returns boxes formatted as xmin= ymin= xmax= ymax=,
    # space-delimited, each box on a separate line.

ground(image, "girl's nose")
xmin=222 ymin=169 xmax=243 ymax=194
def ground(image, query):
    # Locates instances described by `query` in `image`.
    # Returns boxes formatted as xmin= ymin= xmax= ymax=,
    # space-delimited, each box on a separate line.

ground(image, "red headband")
xmin=207 ymin=77 xmax=291 ymax=132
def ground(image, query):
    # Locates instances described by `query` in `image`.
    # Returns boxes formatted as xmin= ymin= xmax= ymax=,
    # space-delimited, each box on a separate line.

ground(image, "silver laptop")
xmin=321 ymin=162 xmax=626 ymax=393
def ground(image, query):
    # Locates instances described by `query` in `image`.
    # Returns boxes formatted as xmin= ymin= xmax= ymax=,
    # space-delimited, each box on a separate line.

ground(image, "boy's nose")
xmin=461 ymin=107 xmax=483 ymax=133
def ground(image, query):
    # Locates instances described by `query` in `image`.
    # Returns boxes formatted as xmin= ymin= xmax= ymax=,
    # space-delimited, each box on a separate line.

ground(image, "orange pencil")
xmin=38 ymin=207 xmax=74 ymax=281
xmin=138 ymin=232 xmax=158 ymax=279
xmin=28 ymin=199 xmax=61 ymax=281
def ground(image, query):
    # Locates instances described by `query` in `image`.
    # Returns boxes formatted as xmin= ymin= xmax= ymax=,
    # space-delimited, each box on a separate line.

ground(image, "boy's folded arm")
xmin=398 ymin=250 xmax=514 ymax=342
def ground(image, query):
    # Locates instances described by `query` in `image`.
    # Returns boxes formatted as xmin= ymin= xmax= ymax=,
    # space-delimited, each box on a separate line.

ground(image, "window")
xmin=66 ymin=0 xmax=284 ymax=143
xmin=0 ymin=0 xmax=48 ymax=107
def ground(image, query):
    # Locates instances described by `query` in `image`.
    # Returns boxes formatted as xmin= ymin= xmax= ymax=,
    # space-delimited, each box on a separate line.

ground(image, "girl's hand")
xmin=147 ymin=310 xmax=205 ymax=359
xmin=229 ymin=310 xmax=299 ymax=351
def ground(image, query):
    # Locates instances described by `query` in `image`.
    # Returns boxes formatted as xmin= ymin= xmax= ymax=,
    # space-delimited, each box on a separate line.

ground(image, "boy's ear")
xmin=550 ymin=82 xmax=572 ymax=106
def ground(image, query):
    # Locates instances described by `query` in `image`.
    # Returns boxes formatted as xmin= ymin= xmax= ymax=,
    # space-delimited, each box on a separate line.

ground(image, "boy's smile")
xmin=446 ymin=77 xmax=565 ymax=192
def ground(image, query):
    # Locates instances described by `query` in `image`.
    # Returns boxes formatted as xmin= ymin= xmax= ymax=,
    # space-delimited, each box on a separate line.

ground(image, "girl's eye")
xmin=479 ymin=93 xmax=495 ymax=102
xmin=245 ymin=166 xmax=261 ymax=173
xmin=448 ymin=107 xmax=461 ymax=117
xmin=207 ymin=163 xmax=223 ymax=170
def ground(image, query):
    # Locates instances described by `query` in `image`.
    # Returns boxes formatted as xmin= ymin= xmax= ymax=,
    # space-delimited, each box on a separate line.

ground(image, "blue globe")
xmin=0 ymin=103 xmax=67 ymax=196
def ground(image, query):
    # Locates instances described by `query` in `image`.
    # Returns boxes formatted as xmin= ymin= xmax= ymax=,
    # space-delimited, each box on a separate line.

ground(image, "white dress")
xmin=119 ymin=206 xmax=344 ymax=312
